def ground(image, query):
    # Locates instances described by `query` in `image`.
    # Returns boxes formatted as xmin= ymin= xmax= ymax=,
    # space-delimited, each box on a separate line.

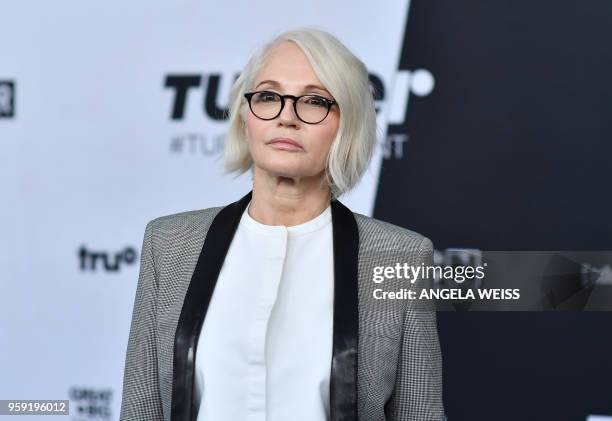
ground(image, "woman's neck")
xmin=248 ymin=167 xmax=331 ymax=227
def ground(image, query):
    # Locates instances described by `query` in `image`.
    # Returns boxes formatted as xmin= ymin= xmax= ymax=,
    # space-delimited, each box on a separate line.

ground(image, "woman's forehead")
xmin=255 ymin=42 xmax=323 ymax=83
xmin=255 ymin=79 xmax=330 ymax=95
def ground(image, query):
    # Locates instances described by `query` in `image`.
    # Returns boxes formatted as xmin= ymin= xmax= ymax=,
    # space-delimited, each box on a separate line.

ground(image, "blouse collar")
xmin=241 ymin=199 xmax=331 ymax=237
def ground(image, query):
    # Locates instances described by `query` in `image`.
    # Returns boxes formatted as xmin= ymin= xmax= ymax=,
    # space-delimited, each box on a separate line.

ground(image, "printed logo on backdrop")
xmin=163 ymin=72 xmax=403 ymax=158
xmin=0 ymin=80 xmax=15 ymax=118
xmin=69 ymin=387 xmax=112 ymax=420
xmin=164 ymin=74 xmax=236 ymax=157
xmin=78 ymin=246 xmax=138 ymax=272
xmin=383 ymin=69 xmax=435 ymax=159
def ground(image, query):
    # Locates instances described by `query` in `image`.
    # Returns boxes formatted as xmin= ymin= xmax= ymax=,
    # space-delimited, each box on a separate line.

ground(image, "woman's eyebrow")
xmin=255 ymin=80 xmax=331 ymax=95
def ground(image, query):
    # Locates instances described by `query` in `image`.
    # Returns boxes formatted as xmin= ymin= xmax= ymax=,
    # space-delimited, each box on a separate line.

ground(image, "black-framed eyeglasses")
xmin=243 ymin=90 xmax=337 ymax=124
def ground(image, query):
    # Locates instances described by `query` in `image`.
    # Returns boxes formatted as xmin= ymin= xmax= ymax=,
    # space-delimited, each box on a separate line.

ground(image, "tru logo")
xmin=78 ymin=246 xmax=138 ymax=272
xmin=0 ymin=80 xmax=15 ymax=118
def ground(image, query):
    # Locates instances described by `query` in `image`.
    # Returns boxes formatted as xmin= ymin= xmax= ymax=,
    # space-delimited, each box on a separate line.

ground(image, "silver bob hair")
xmin=223 ymin=27 xmax=378 ymax=199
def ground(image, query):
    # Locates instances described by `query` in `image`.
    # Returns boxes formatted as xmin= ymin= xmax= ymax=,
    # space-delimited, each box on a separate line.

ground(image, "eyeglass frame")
xmin=243 ymin=90 xmax=338 ymax=124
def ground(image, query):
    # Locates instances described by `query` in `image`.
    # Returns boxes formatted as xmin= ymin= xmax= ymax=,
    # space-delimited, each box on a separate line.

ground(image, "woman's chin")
xmin=259 ymin=166 xmax=315 ymax=181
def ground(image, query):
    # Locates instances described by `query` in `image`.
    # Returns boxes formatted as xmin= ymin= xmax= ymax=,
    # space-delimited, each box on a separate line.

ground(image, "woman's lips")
xmin=267 ymin=138 xmax=304 ymax=151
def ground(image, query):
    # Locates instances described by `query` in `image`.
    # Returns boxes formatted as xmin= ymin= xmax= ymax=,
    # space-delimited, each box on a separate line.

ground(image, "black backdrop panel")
xmin=374 ymin=1 xmax=612 ymax=418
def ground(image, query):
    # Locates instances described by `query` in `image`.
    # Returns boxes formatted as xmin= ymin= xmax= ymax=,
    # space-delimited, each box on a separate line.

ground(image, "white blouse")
xmin=194 ymin=199 xmax=334 ymax=421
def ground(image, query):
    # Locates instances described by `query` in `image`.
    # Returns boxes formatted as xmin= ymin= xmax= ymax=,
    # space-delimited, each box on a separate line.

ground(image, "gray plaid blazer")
xmin=120 ymin=190 xmax=444 ymax=421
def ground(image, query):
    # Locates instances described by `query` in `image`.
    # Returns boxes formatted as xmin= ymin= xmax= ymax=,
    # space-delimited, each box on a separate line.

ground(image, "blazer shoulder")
xmin=146 ymin=206 xmax=225 ymax=235
xmin=352 ymin=212 xmax=433 ymax=252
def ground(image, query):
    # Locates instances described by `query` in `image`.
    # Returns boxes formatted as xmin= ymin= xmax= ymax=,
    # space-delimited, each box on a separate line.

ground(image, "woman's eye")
xmin=256 ymin=92 xmax=278 ymax=102
xmin=305 ymin=96 xmax=327 ymax=107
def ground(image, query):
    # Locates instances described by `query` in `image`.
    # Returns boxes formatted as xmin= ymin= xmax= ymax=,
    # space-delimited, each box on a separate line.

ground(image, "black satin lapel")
xmin=172 ymin=190 xmax=253 ymax=421
xmin=330 ymin=199 xmax=359 ymax=421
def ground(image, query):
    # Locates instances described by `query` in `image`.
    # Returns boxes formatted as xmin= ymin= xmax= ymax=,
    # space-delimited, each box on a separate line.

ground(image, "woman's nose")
xmin=277 ymin=98 xmax=300 ymax=125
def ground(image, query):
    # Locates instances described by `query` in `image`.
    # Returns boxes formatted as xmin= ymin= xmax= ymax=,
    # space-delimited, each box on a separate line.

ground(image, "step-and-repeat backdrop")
xmin=2 ymin=1 xmax=611 ymax=420
xmin=1 ymin=1 xmax=410 ymax=419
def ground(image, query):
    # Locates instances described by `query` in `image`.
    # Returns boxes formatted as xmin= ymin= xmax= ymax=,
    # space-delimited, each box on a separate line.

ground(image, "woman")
xmin=120 ymin=27 xmax=444 ymax=421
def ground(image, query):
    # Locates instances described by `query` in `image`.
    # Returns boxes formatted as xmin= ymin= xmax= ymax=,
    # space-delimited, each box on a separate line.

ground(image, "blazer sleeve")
xmin=386 ymin=236 xmax=446 ymax=420
xmin=119 ymin=220 xmax=165 ymax=421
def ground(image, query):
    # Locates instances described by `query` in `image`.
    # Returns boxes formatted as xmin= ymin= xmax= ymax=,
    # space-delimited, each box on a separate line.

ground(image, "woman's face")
xmin=244 ymin=41 xmax=340 ymax=181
